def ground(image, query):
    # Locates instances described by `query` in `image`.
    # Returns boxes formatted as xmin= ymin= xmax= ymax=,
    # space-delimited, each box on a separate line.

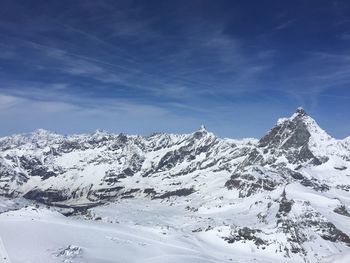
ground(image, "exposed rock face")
xmin=0 ymin=108 xmax=350 ymax=262
xmin=259 ymin=109 xmax=310 ymax=149
xmin=258 ymin=108 xmax=322 ymax=165
xmin=224 ymin=108 xmax=338 ymax=199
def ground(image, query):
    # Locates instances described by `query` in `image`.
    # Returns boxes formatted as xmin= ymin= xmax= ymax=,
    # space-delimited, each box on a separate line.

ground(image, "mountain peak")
xmin=31 ymin=129 xmax=58 ymax=138
xmin=33 ymin=128 xmax=52 ymax=135
xmin=295 ymin=107 xmax=307 ymax=117
xmin=198 ymin=124 xmax=207 ymax=132
xmin=258 ymin=108 xmax=334 ymax=164
xmin=289 ymin=107 xmax=308 ymax=121
xmin=93 ymin=129 xmax=108 ymax=135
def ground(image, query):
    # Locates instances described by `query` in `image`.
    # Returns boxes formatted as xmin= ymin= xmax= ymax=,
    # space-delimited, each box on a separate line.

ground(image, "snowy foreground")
xmin=0 ymin=197 xmax=282 ymax=263
xmin=0 ymin=196 xmax=349 ymax=263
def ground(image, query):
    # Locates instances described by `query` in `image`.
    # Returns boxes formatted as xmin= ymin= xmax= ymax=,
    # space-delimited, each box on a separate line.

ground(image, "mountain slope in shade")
xmin=0 ymin=108 xmax=350 ymax=263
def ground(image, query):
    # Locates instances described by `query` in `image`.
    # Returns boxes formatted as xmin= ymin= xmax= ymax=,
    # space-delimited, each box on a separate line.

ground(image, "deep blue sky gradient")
xmin=1 ymin=0 xmax=350 ymax=138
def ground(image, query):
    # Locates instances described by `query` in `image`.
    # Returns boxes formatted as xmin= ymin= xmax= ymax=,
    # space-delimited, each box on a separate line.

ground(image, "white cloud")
xmin=0 ymin=94 xmax=23 ymax=110
xmin=0 ymin=90 xmax=193 ymax=136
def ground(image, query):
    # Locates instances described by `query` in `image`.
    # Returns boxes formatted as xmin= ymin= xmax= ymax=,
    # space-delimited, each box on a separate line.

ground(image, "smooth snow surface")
xmin=0 ymin=200 xmax=283 ymax=263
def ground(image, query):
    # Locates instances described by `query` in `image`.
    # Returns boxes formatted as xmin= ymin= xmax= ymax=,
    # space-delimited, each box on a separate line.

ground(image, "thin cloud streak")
xmin=1 ymin=1 xmax=350 ymax=138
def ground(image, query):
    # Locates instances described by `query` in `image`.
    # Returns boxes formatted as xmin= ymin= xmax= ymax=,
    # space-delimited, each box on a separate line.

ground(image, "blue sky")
xmin=1 ymin=0 xmax=350 ymax=138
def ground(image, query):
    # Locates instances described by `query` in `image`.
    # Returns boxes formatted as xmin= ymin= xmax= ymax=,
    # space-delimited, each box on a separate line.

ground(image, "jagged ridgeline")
xmin=1 ymin=108 xmax=350 ymax=262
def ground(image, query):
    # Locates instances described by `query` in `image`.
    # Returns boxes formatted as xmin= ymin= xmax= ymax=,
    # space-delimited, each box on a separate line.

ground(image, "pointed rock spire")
xmin=199 ymin=124 xmax=207 ymax=132
xmin=193 ymin=124 xmax=208 ymax=139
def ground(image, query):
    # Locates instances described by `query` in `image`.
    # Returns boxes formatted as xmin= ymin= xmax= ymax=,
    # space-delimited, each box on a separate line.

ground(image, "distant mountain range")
xmin=1 ymin=107 xmax=350 ymax=262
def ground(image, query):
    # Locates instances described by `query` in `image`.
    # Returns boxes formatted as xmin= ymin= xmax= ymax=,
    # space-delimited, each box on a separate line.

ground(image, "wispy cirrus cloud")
xmin=0 ymin=88 xmax=183 ymax=136
xmin=274 ymin=19 xmax=296 ymax=30
xmin=0 ymin=0 xmax=277 ymax=106
xmin=1 ymin=0 xmax=350 ymax=138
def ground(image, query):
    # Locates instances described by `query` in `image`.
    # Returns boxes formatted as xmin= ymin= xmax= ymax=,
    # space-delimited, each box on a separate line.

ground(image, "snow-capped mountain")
xmin=0 ymin=108 xmax=350 ymax=263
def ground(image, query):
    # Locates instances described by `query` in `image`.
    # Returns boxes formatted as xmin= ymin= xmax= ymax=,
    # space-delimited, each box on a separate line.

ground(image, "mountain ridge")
xmin=1 ymin=107 xmax=350 ymax=262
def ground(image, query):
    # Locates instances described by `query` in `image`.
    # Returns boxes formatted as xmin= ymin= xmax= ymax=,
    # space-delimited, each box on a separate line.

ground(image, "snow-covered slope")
xmin=0 ymin=108 xmax=350 ymax=263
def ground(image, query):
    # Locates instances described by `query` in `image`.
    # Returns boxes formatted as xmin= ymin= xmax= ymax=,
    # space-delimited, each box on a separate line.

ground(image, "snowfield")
xmin=0 ymin=198 xmax=281 ymax=263
xmin=1 ymin=194 xmax=350 ymax=263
